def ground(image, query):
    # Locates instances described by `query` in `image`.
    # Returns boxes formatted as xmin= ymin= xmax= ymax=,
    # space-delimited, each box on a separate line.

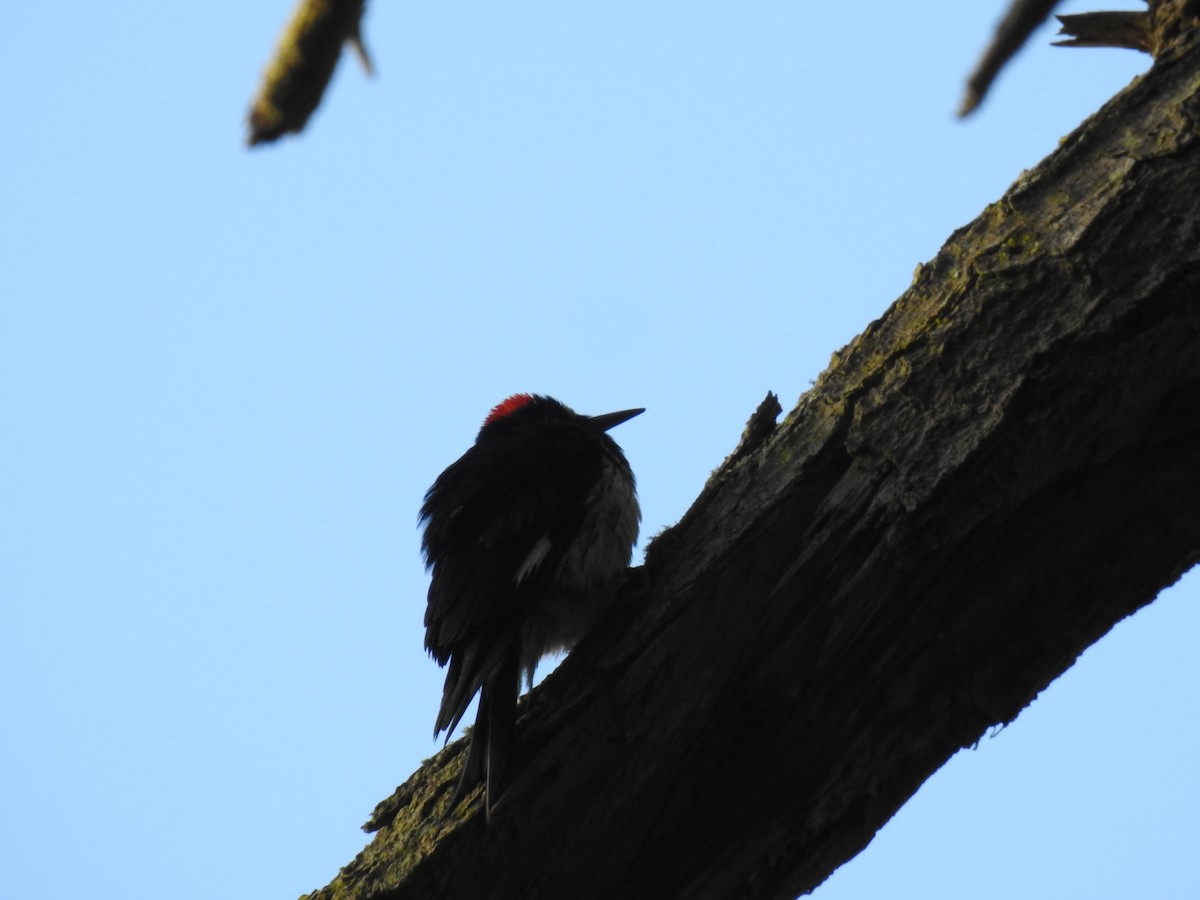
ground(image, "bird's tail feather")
xmin=483 ymin=652 xmax=519 ymax=820
xmin=442 ymin=650 xmax=520 ymax=820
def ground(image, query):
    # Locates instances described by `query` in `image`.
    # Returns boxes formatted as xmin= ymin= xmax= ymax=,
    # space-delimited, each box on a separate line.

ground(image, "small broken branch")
xmin=1055 ymin=11 xmax=1154 ymax=52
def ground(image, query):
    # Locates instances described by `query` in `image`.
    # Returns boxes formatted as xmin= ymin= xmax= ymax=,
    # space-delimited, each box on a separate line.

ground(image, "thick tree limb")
xmin=302 ymin=27 xmax=1200 ymax=900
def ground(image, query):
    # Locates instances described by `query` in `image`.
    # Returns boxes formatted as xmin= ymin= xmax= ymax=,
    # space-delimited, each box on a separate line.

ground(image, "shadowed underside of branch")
xmin=302 ymin=31 xmax=1200 ymax=900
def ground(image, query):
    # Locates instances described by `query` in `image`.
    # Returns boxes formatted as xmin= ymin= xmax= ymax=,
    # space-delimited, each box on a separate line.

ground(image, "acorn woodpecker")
xmin=420 ymin=393 xmax=642 ymax=818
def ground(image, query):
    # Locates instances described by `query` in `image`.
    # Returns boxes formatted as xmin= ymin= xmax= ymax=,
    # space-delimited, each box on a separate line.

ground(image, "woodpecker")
xmin=420 ymin=393 xmax=642 ymax=819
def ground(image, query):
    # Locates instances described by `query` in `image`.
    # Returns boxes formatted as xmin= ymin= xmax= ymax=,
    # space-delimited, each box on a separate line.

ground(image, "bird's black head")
xmin=478 ymin=393 xmax=643 ymax=438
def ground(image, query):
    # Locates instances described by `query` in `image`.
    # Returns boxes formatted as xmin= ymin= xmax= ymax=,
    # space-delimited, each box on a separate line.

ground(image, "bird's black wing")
xmin=419 ymin=421 xmax=601 ymax=738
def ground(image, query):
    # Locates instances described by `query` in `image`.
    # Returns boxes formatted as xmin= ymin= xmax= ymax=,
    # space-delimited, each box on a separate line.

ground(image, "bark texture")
xmin=303 ymin=27 xmax=1200 ymax=900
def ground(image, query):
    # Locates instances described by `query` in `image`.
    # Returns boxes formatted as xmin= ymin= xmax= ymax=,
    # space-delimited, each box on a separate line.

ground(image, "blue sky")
xmin=3 ymin=2 xmax=1194 ymax=898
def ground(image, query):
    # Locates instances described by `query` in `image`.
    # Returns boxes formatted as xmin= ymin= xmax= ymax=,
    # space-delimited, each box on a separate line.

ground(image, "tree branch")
xmin=247 ymin=0 xmax=373 ymax=147
xmin=959 ymin=0 xmax=1061 ymax=116
xmin=302 ymin=26 xmax=1200 ymax=900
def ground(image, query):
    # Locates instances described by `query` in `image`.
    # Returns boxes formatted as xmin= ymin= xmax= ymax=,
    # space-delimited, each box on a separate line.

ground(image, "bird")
xmin=420 ymin=393 xmax=642 ymax=819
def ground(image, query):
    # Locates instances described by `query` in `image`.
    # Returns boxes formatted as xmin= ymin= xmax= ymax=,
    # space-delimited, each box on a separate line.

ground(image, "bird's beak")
xmin=585 ymin=407 xmax=644 ymax=433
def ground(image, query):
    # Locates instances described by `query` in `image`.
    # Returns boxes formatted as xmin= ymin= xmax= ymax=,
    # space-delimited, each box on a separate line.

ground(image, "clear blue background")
xmin=3 ymin=2 xmax=1194 ymax=898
